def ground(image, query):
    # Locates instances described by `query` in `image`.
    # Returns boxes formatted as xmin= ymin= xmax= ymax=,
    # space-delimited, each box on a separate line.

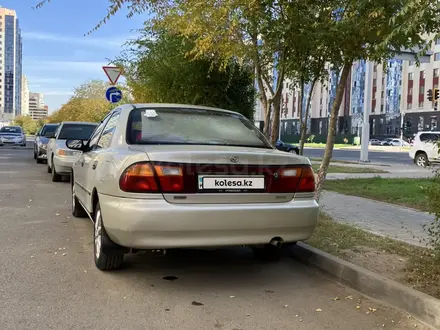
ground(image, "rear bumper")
xmin=98 ymin=193 xmax=320 ymax=249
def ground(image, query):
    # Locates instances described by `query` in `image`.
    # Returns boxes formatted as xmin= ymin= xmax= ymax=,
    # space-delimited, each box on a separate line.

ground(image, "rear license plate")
xmin=198 ymin=175 xmax=265 ymax=192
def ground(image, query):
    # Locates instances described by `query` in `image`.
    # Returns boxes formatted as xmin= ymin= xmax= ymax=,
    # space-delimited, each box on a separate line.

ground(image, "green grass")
xmin=304 ymin=143 xmax=354 ymax=148
xmin=311 ymin=164 xmax=388 ymax=174
xmin=307 ymin=213 xmax=440 ymax=299
xmin=323 ymin=177 xmax=437 ymax=211
xmin=310 ymin=158 xmax=391 ymax=167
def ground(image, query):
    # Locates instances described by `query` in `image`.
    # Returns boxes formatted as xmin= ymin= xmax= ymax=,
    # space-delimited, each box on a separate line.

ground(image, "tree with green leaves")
xmin=48 ymin=80 xmax=132 ymax=123
xmin=114 ymin=29 xmax=255 ymax=119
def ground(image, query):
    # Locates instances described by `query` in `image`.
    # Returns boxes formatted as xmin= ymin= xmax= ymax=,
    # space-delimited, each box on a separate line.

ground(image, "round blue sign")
xmin=105 ymin=87 xmax=122 ymax=103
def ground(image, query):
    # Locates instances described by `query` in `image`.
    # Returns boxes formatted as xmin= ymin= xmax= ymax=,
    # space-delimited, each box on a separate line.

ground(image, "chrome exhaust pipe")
xmin=269 ymin=238 xmax=283 ymax=248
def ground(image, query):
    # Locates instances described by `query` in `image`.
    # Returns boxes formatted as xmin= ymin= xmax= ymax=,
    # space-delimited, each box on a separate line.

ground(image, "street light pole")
xmin=400 ymin=110 xmax=405 ymax=151
xmin=360 ymin=61 xmax=373 ymax=162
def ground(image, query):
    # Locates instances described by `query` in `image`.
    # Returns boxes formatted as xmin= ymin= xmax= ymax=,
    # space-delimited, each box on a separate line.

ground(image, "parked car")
xmin=275 ymin=140 xmax=299 ymax=154
xmin=369 ymin=138 xmax=382 ymax=146
xmin=46 ymin=121 xmax=98 ymax=182
xmin=34 ymin=123 xmax=59 ymax=163
xmin=388 ymin=138 xmax=410 ymax=147
xmin=409 ymin=131 xmax=440 ymax=167
xmin=380 ymin=138 xmax=394 ymax=146
xmin=0 ymin=126 xmax=26 ymax=147
xmin=66 ymin=104 xmax=319 ymax=271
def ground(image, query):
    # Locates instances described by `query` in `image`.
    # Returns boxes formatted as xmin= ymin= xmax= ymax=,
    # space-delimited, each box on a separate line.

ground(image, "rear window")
xmin=127 ymin=107 xmax=272 ymax=148
xmin=419 ymin=133 xmax=440 ymax=142
xmin=41 ymin=124 xmax=58 ymax=136
xmin=0 ymin=126 xmax=22 ymax=133
xmin=58 ymin=124 xmax=97 ymax=140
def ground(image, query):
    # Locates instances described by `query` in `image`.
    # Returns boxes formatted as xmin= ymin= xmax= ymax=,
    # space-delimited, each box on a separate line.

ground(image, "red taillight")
xmin=296 ymin=166 xmax=316 ymax=192
xmin=119 ymin=162 xmax=184 ymax=193
xmin=269 ymin=166 xmax=315 ymax=193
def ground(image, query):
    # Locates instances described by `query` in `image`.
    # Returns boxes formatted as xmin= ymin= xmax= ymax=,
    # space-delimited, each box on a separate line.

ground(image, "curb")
xmin=289 ymin=242 xmax=440 ymax=329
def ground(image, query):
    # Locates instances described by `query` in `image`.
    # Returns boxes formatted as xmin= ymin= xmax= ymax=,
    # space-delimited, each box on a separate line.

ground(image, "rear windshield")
xmin=58 ymin=124 xmax=97 ymax=140
xmin=0 ymin=126 xmax=22 ymax=134
xmin=127 ymin=107 xmax=272 ymax=148
xmin=41 ymin=125 xmax=58 ymax=136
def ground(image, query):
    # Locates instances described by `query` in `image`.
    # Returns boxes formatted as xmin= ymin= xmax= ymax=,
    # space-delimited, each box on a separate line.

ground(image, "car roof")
xmin=2 ymin=125 xmax=21 ymax=128
xmin=417 ymin=131 xmax=440 ymax=135
xmin=60 ymin=121 xmax=98 ymax=125
xmin=119 ymin=103 xmax=239 ymax=116
xmin=44 ymin=123 xmax=59 ymax=126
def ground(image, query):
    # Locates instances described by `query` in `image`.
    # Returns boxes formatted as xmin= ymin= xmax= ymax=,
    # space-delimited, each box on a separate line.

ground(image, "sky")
xmin=2 ymin=0 xmax=145 ymax=113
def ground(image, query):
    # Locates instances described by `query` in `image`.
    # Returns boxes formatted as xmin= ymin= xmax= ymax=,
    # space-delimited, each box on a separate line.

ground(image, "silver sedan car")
xmin=66 ymin=104 xmax=319 ymax=271
xmin=46 ymin=121 xmax=98 ymax=181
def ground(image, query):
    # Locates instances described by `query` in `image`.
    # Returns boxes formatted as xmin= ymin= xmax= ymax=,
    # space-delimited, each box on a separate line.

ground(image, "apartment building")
xmin=0 ymin=8 xmax=22 ymax=121
xmin=255 ymin=39 xmax=439 ymax=142
xmin=29 ymin=92 xmax=48 ymax=120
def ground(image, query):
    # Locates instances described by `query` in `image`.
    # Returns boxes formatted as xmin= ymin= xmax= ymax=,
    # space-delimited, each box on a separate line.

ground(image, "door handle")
xmin=92 ymin=161 xmax=98 ymax=170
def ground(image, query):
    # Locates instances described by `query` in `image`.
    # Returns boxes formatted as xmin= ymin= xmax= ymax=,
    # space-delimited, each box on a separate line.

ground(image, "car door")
xmin=74 ymin=117 xmax=111 ymax=205
xmin=82 ymin=110 xmax=122 ymax=211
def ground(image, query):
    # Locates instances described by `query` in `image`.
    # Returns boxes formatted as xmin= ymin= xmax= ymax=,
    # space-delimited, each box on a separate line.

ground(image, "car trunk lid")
xmin=128 ymin=145 xmax=313 ymax=204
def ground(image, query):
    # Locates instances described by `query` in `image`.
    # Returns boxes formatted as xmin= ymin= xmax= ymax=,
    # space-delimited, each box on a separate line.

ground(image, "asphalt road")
xmin=303 ymin=148 xmax=413 ymax=165
xmin=0 ymin=144 xmax=428 ymax=330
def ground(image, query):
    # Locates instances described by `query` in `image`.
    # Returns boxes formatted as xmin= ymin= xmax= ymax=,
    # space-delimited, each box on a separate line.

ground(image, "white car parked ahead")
xmin=65 ymin=103 xmax=319 ymax=271
xmin=409 ymin=131 xmax=440 ymax=167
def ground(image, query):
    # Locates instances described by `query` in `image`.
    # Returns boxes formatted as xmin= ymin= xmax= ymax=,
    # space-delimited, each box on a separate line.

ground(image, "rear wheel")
xmin=94 ymin=202 xmax=124 ymax=271
xmin=415 ymin=152 xmax=429 ymax=168
xmin=51 ymin=160 xmax=62 ymax=182
xmin=288 ymin=149 xmax=297 ymax=154
xmin=33 ymin=149 xmax=37 ymax=159
xmin=252 ymin=244 xmax=282 ymax=262
xmin=36 ymin=158 xmax=43 ymax=164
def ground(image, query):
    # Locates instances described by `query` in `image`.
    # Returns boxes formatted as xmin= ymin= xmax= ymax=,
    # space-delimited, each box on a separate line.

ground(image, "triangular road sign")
xmin=103 ymin=66 xmax=122 ymax=85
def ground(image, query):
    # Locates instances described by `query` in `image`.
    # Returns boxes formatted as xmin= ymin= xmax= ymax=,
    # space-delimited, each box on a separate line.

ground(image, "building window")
xmin=408 ymin=87 xmax=413 ymax=95
xmin=420 ymin=70 xmax=426 ymax=79
xmin=408 ymin=72 xmax=413 ymax=80
xmin=420 ymin=85 xmax=425 ymax=94
xmin=431 ymin=116 xmax=438 ymax=130
xmin=409 ymin=61 xmax=414 ymax=66
xmin=419 ymin=101 xmax=424 ymax=108
xmin=407 ymin=103 xmax=412 ymax=109
xmin=435 ymin=69 xmax=439 ymax=77
xmin=435 ymin=82 xmax=439 ymax=89
xmin=435 ymin=53 xmax=440 ymax=61
xmin=381 ymin=104 xmax=384 ymax=112
xmin=436 ymin=38 xmax=440 ymax=45
xmin=418 ymin=116 xmax=424 ymax=131
xmin=381 ymin=91 xmax=384 ymax=98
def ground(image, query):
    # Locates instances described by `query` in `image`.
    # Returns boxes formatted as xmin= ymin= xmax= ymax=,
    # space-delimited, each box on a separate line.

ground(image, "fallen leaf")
xmin=191 ymin=301 xmax=204 ymax=306
xmin=316 ymin=308 xmax=322 ymax=312
xmin=345 ymin=295 xmax=353 ymax=300
xmin=356 ymin=306 xmax=361 ymax=310
xmin=284 ymin=305 xmax=288 ymax=308
xmin=230 ymin=296 xmax=236 ymax=299
xmin=332 ymin=297 xmax=339 ymax=301
xmin=62 ymin=253 xmax=66 ymax=256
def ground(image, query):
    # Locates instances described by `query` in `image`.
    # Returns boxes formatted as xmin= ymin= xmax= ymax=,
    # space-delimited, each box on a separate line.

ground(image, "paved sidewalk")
xmin=320 ymin=191 xmax=435 ymax=247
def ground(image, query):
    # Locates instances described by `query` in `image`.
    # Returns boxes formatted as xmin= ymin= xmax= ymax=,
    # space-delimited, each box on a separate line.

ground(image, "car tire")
xmin=51 ymin=161 xmax=62 ymax=182
xmin=36 ymin=158 xmax=43 ymax=164
xmin=71 ymin=182 xmax=87 ymax=218
xmin=252 ymin=244 xmax=282 ymax=262
xmin=288 ymin=149 xmax=298 ymax=154
xmin=415 ymin=152 xmax=429 ymax=168
xmin=33 ymin=150 xmax=37 ymax=159
xmin=94 ymin=202 xmax=124 ymax=271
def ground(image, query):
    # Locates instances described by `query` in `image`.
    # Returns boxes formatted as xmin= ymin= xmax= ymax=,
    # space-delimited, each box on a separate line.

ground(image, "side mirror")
xmin=44 ymin=132 xmax=55 ymax=138
xmin=66 ymin=139 xmax=85 ymax=151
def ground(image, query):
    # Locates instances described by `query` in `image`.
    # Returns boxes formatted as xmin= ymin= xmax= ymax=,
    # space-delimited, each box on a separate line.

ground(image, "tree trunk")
xmin=298 ymin=79 xmax=305 ymax=154
xmin=299 ymin=77 xmax=318 ymax=155
xmin=263 ymin=100 xmax=272 ymax=137
xmin=271 ymin=95 xmax=282 ymax=144
xmin=314 ymin=63 xmax=351 ymax=202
